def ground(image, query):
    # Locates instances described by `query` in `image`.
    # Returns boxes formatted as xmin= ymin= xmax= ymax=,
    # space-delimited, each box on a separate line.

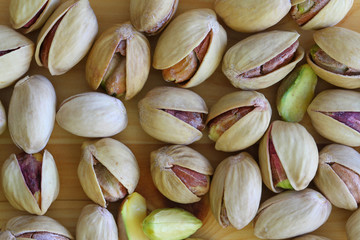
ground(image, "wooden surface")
xmin=0 ymin=0 xmax=359 ymax=239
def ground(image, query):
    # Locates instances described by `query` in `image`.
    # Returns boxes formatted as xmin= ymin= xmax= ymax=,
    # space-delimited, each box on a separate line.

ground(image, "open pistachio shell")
xmin=78 ymin=138 xmax=140 ymax=207
xmin=293 ymin=235 xmax=331 ymax=240
xmin=206 ymin=91 xmax=271 ymax=152
xmin=0 ymin=25 xmax=34 ymax=89
xmin=214 ymin=0 xmax=291 ymax=33
xmin=347 ymin=207 xmax=360 ymax=240
xmin=1 ymin=150 xmax=59 ymax=215
xmin=86 ymin=22 xmax=150 ymax=100
xmin=153 ymin=8 xmax=227 ymax=88
xmin=210 ymin=152 xmax=262 ymax=230
xmin=222 ymin=30 xmax=304 ymax=90
xmin=307 ymin=89 xmax=360 ymax=146
xmin=138 ymin=87 xmax=208 ymax=145
xmin=35 ymin=0 xmax=98 ymax=75
xmin=9 ymin=0 xmax=60 ymax=33
xmin=0 ymin=101 xmax=6 ymax=135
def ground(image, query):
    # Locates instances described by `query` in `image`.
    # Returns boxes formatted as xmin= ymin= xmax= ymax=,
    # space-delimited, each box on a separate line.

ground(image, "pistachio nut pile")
xmin=0 ymin=0 xmax=359 ymax=239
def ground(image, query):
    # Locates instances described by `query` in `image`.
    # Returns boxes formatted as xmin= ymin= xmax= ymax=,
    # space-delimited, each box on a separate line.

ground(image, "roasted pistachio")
xmin=293 ymin=235 xmax=331 ymax=240
xmin=347 ymin=207 xmax=360 ymax=240
xmin=0 ymin=101 xmax=6 ymax=135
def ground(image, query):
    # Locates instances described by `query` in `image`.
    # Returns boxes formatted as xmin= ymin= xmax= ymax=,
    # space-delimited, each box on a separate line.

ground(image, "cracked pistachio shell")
xmin=150 ymin=145 xmax=213 ymax=204
xmin=138 ymin=87 xmax=208 ymax=144
xmin=86 ymin=22 xmax=150 ymax=100
xmin=307 ymin=27 xmax=360 ymax=89
xmin=76 ymin=204 xmax=118 ymax=240
xmin=210 ymin=152 xmax=262 ymax=230
xmin=3 ymin=215 xmax=73 ymax=239
xmin=35 ymin=0 xmax=98 ymax=75
xmin=8 ymin=75 xmax=56 ymax=154
xmin=153 ymin=8 xmax=227 ymax=88
xmin=307 ymin=89 xmax=360 ymax=146
xmin=1 ymin=150 xmax=59 ymax=215
xmin=0 ymin=25 xmax=34 ymax=89
xmin=259 ymin=121 xmax=318 ymax=193
xmin=9 ymin=0 xmax=60 ymax=33
xmin=214 ymin=0 xmax=291 ymax=33
xmin=56 ymin=92 xmax=127 ymax=138
xmin=314 ymin=144 xmax=360 ymax=210
xmin=293 ymin=235 xmax=331 ymax=240
xmin=0 ymin=101 xmax=6 ymax=135
xmin=347 ymin=207 xmax=360 ymax=240
xmin=130 ymin=0 xmax=178 ymax=35
xmin=78 ymin=138 xmax=140 ymax=207
xmin=254 ymin=189 xmax=332 ymax=239
xmin=222 ymin=30 xmax=304 ymax=90
xmin=206 ymin=91 xmax=271 ymax=152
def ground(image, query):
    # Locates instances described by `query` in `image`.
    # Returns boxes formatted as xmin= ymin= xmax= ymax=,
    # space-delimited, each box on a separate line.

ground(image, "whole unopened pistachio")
xmin=347 ymin=207 xmax=360 ymax=240
xmin=293 ymin=234 xmax=331 ymax=240
xmin=0 ymin=101 xmax=6 ymax=135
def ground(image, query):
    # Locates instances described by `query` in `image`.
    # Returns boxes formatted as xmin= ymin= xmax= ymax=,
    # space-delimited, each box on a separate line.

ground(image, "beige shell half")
xmin=76 ymin=204 xmax=118 ymax=240
xmin=150 ymin=145 xmax=213 ymax=204
xmin=0 ymin=25 xmax=34 ymax=89
xmin=347 ymin=207 xmax=360 ymax=240
xmin=86 ymin=22 xmax=150 ymax=100
xmin=222 ymin=30 xmax=304 ymax=90
xmin=307 ymin=89 xmax=360 ymax=147
xmin=214 ymin=0 xmax=291 ymax=33
xmin=56 ymin=92 xmax=127 ymax=138
xmin=206 ymin=91 xmax=271 ymax=152
xmin=0 ymin=101 xmax=6 ymax=135
xmin=210 ymin=152 xmax=262 ymax=230
xmin=9 ymin=0 xmax=60 ymax=33
xmin=78 ymin=138 xmax=140 ymax=207
xmin=1 ymin=150 xmax=59 ymax=215
xmin=254 ymin=189 xmax=332 ymax=239
xmin=293 ymin=235 xmax=331 ymax=240
xmin=8 ymin=75 xmax=56 ymax=154
xmin=4 ymin=215 xmax=73 ymax=239
xmin=138 ymin=87 xmax=208 ymax=144
xmin=153 ymin=8 xmax=227 ymax=88
xmin=259 ymin=121 xmax=318 ymax=193
xmin=300 ymin=0 xmax=353 ymax=30
xmin=314 ymin=144 xmax=360 ymax=210
xmin=35 ymin=0 xmax=98 ymax=75
xmin=130 ymin=0 xmax=178 ymax=35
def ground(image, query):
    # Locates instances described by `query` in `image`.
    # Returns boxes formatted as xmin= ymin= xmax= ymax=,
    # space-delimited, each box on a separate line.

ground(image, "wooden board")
xmin=0 ymin=0 xmax=359 ymax=239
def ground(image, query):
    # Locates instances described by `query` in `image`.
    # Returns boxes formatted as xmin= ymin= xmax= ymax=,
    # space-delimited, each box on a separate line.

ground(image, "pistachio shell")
xmin=210 ymin=152 xmax=262 ymax=230
xmin=0 ymin=101 xmax=6 ymax=135
xmin=0 ymin=25 xmax=34 ymax=89
xmin=206 ymin=91 xmax=271 ymax=152
xmin=293 ymin=235 xmax=331 ymax=240
xmin=214 ymin=0 xmax=291 ymax=33
xmin=153 ymin=8 xmax=227 ymax=88
xmin=78 ymin=138 xmax=139 ymax=207
xmin=56 ymin=92 xmax=127 ymax=138
xmin=35 ymin=0 xmax=98 ymax=75
xmin=8 ymin=75 xmax=56 ymax=154
xmin=307 ymin=89 xmax=360 ymax=147
xmin=254 ymin=189 xmax=332 ymax=239
xmin=138 ymin=87 xmax=207 ymax=145
xmin=222 ymin=30 xmax=304 ymax=90
xmin=347 ymin=207 xmax=360 ymax=240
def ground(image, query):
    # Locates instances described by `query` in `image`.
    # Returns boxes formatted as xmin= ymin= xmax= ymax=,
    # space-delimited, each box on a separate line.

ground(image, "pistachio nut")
xmin=214 ymin=0 xmax=291 ymax=33
xmin=150 ymin=145 xmax=213 ymax=204
xmin=76 ymin=204 xmax=118 ymax=240
xmin=138 ymin=87 xmax=208 ymax=144
xmin=206 ymin=91 xmax=271 ymax=152
xmin=293 ymin=235 xmax=331 ymax=240
xmin=222 ymin=30 xmax=304 ymax=90
xmin=142 ymin=208 xmax=202 ymax=240
xmin=259 ymin=121 xmax=318 ymax=193
xmin=1 ymin=150 xmax=59 ymax=215
xmin=306 ymin=27 xmax=360 ymax=89
xmin=153 ymin=8 xmax=227 ymax=88
xmin=210 ymin=152 xmax=262 ymax=230
xmin=78 ymin=138 xmax=140 ymax=207
xmin=9 ymin=0 xmax=60 ymax=33
xmin=290 ymin=0 xmax=353 ymax=30
xmin=254 ymin=189 xmax=332 ymax=239
xmin=346 ymin=207 xmax=360 ymax=240
xmin=8 ymin=75 xmax=56 ymax=154
xmin=0 ymin=101 xmax=6 ymax=135
xmin=130 ymin=0 xmax=178 ymax=35
xmin=3 ymin=215 xmax=73 ymax=239
xmin=307 ymin=89 xmax=360 ymax=147
xmin=35 ymin=0 xmax=98 ymax=75
xmin=56 ymin=92 xmax=127 ymax=137
xmin=0 ymin=25 xmax=34 ymax=89
xmin=86 ymin=22 xmax=150 ymax=100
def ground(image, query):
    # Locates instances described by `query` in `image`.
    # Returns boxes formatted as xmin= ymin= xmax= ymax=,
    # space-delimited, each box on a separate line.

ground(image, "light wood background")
xmin=0 ymin=0 xmax=359 ymax=239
